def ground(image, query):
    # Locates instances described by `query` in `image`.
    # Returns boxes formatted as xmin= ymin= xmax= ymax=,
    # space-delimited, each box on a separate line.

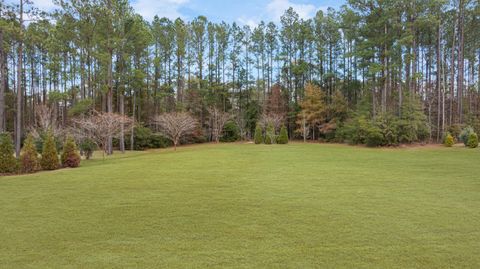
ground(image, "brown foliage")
xmin=266 ymin=84 xmax=286 ymax=117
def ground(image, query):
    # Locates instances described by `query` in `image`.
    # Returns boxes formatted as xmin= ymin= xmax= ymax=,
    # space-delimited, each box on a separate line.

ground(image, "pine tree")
xmin=61 ymin=136 xmax=81 ymax=168
xmin=0 ymin=133 xmax=18 ymax=173
xmin=20 ymin=134 xmax=40 ymax=173
xmin=40 ymin=131 xmax=59 ymax=170
xmin=277 ymin=125 xmax=289 ymax=144
xmin=254 ymin=124 xmax=263 ymax=144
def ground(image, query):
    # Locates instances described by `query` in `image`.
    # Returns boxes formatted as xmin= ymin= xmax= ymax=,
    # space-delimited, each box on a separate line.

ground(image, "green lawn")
xmin=1 ymin=143 xmax=479 ymax=268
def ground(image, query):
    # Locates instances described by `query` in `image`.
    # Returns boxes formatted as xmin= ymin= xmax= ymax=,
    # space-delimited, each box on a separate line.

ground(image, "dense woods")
xmin=0 ymin=0 xmax=479 ymax=156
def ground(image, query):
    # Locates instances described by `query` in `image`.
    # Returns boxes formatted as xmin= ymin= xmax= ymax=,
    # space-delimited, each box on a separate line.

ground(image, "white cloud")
xmin=238 ymin=16 xmax=259 ymax=28
xmin=5 ymin=0 xmax=56 ymax=11
xmin=131 ymin=0 xmax=189 ymax=21
xmin=237 ymin=0 xmax=328 ymax=28
xmin=266 ymin=0 xmax=318 ymax=21
xmin=32 ymin=0 xmax=56 ymax=10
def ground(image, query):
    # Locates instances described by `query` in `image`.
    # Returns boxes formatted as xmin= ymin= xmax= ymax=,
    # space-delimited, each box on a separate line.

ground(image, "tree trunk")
xmin=436 ymin=23 xmax=442 ymax=142
xmin=0 ymin=28 xmax=5 ymax=132
xmin=119 ymin=94 xmax=125 ymax=153
xmin=457 ymin=0 xmax=465 ymax=123
xmin=107 ymin=49 xmax=113 ymax=154
xmin=130 ymin=90 xmax=135 ymax=151
xmin=449 ymin=13 xmax=458 ymax=125
xmin=15 ymin=0 xmax=24 ymax=158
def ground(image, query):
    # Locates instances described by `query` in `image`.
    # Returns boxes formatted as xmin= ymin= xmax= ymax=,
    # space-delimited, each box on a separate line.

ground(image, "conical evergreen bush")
xmin=41 ymin=131 xmax=59 ymax=170
xmin=21 ymin=134 xmax=41 ymax=173
xmin=443 ymin=133 xmax=454 ymax=147
xmin=61 ymin=136 xmax=81 ymax=168
xmin=467 ymin=133 xmax=478 ymax=148
xmin=265 ymin=123 xmax=276 ymax=144
xmin=0 ymin=133 xmax=18 ymax=174
xmin=277 ymin=125 xmax=289 ymax=144
xmin=254 ymin=124 xmax=263 ymax=144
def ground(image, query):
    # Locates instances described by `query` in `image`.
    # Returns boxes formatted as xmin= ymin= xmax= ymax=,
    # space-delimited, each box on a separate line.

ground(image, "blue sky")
xmin=19 ymin=0 xmax=345 ymax=26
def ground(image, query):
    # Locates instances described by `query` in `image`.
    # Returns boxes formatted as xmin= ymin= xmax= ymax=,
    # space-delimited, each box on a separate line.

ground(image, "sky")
xmin=11 ymin=0 xmax=346 ymax=26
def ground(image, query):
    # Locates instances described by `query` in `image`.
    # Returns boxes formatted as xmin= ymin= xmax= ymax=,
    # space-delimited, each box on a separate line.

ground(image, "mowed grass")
xmin=1 ymin=143 xmax=479 ymax=268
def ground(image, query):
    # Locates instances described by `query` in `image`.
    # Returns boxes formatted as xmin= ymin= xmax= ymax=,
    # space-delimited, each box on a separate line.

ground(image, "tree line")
xmin=0 ymin=0 xmax=479 ymax=155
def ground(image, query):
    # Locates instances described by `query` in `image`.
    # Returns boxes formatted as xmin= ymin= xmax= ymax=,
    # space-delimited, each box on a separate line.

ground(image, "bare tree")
xmin=29 ymin=104 xmax=63 ymax=139
xmin=71 ymin=111 xmax=133 ymax=158
xmin=295 ymin=110 xmax=309 ymax=142
xmin=260 ymin=113 xmax=284 ymax=131
xmin=233 ymin=110 xmax=247 ymax=140
xmin=153 ymin=112 xmax=197 ymax=150
xmin=208 ymin=107 xmax=230 ymax=143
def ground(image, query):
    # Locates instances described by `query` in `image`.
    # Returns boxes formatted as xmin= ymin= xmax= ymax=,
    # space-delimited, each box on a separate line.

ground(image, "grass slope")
xmin=1 ymin=143 xmax=479 ymax=268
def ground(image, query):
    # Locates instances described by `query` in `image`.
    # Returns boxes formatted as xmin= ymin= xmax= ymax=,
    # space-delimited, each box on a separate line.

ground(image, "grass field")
xmin=1 ymin=143 xmax=479 ymax=268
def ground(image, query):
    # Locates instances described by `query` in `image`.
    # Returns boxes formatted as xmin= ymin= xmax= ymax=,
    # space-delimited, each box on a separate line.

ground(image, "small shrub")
xmin=254 ymin=124 xmax=263 ymax=144
xmin=366 ymin=126 xmax=384 ymax=147
xmin=443 ymin=133 xmax=454 ymax=147
xmin=34 ymin=131 xmax=62 ymax=153
xmin=40 ymin=131 xmax=59 ymax=170
xmin=277 ymin=125 xmax=289 ymax=144
xmin=150 ymin=134 xmax=171 ymax=148
xmin=0 ymin=133 xmax=18 ymax=174
xmin=220 ymin=121 xmax=240 ymax=142
xmin=376 ymin=115 xmax=398 ymax=146
xmin=466 ymin=133 xmax=478 ymax=148
xmin=20 ymin=134 xmax=41 ymax=173
xmin=448 ymin=124 xmax=464 ymax=140
xmin=61 ymin=136 xmax=81 ymax=168
xmin=265 ymin=123 xmax=276 ymax=144
xmin=131 ymin=126 xmax=154 ymax=150
xmin=460 ymin=126 xmax=475 ymax=146
xmin=121 ymin=126 xmax=171 ymax=150
xmin=79 ymin=138 xmax=96 ymax=160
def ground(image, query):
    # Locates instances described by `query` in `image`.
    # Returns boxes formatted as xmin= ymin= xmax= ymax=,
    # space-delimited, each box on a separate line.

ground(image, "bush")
xmin=40 ymin=131 xmax=59 ymax=170
xmin=337 ymin=115 xmax=374 ymax=145
xmin=123 ymin=126 xmax=170 ymax=150
xmin=265 ymin=123 xmax=276 ymax=144
xmin=376 ymin=114 xmax=398 ymax=146
xmin=34 ymin=131 xmax=62 ymax=153
xmin=366 ymin=126 xmax=385 ymax=147
xmin=150 ymin=134 xmax=170 ymax=148
xmin=254 ymin=124 xmax=263 ymax=144
xmin=79 ymin=138 xmax=96 ymax=160
xmin=0 ymin=133 xmax=18 ymax=174
xmin=20 ymin=134 xmax=41 ymax=173
xmin=181 ymin=127 xmax=206 ymax=145
xmin=448 ymin=124 xmax=464 ymax=140
xmin=337 ymin=99 xmax=429 ymax=147
xmin=466 ymin=133 xmax=478 ymax=148
xmin=220 ymin=121 xmax=240 ymax=142
xmin=460 ymin=126 xmax=475 ymax=146
xmin=277 ymin=125 xmax=289 ymax=144
xmin=61 ymin=136 xmax=81 ymax=168
xmin=443 ymin=133 xmax=454 ymax=147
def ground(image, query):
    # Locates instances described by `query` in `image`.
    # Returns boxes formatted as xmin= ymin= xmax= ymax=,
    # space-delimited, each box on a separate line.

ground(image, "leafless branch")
xmin=152 ymin=112 xmax=198 ymax=150
xmin=71 ymin=111 xmax=133 ymax=157
xmin=208 ymin=107 xmax=230 ymax=143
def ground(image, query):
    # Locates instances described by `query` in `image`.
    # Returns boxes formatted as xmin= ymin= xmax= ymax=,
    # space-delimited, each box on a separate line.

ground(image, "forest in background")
xmin=0 ymin=0 xmax=479 ymax=156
